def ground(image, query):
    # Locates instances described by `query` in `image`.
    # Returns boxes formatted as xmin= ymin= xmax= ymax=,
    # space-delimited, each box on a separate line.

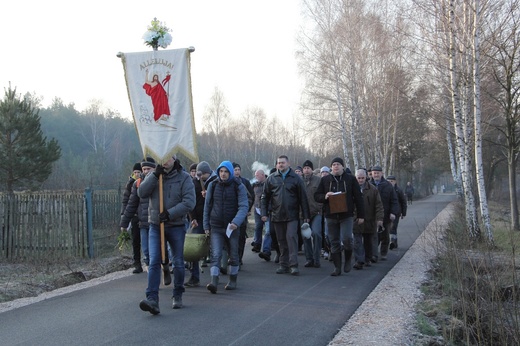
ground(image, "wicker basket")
xmin=183 ymin=233 xmax=210 ymax=262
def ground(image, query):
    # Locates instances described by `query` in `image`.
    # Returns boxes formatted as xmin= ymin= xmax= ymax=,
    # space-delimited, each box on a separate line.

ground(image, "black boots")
xmin=162 ymin=264 xmax=172 ymax=286
xmin=330 ymin=252 xmax=342 ymax=276
xmin=207 ymin=275 xmax=219 ymax=294
xmin=344 ymin=249 xmax=352 ymax=273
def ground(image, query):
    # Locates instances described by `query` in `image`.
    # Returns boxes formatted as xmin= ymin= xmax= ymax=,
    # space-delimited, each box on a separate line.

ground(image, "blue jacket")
xmin=203 ymin=161 xmax=248 ymax=230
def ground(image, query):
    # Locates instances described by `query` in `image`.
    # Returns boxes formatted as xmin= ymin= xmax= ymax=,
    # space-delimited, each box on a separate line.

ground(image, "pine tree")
xmin=0 ymin=86 xmax=61 ymax=193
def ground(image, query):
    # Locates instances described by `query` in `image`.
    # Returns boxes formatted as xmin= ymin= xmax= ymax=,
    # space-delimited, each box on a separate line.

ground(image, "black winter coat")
xmin=261 ymin=168 xmax=310 ymax=222
xmin=314 ymin=171 xmax=365 ymax=220
xmin=370 ymin=177 xmax=399 ymax=222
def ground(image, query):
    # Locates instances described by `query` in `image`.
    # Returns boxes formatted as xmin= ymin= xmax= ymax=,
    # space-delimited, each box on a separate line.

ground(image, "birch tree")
xmin=202 ymin=86 xmax=230 ymax=164
xmin=472 ymin=0 xmax=493 ymax=240
xmin=484 ymin=0 xmax=520 ymax=231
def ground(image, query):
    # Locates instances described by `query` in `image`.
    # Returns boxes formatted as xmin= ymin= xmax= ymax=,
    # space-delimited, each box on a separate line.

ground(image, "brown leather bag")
xmin=329 ymin=192 xmax=348 ymax=214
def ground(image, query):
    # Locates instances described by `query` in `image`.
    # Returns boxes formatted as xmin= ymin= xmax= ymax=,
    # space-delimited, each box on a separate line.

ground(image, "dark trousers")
xmin=238 ymin=216 xmax=248 ymax=262
xmin=130 ymin=216 xmax=141 ymax=264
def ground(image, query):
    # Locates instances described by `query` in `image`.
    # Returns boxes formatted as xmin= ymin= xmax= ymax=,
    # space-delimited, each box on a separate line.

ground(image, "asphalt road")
xmin=0 ymin=194 xmax=455 ymax=346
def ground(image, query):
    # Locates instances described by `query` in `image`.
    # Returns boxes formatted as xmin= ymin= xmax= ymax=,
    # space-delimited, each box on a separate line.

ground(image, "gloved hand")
xmin=159 ymin=211 xmax=170 ymax=223
xmin=154 ymin=164 xmax=165 ymax=177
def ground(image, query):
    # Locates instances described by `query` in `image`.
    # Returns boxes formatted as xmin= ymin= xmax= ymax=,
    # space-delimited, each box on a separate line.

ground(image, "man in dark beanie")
xmin=301 ymin=160 xmax=323 ymax=268
xmin=189 ymin=163 xmax=198 ymax=179
xmin=314 ymin=157 xmax=365 ymax=275
xmin=185 ymin=160 xmax=217 ymax=287
xmin=120 ymin=162 xmax=143 ymax=274
xmin=121 ymin=157 xmax=158 ymax=275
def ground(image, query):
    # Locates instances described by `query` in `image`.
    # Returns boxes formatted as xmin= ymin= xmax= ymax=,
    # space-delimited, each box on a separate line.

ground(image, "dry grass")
xmin=414 ymin=201 xmax=520 ymax=345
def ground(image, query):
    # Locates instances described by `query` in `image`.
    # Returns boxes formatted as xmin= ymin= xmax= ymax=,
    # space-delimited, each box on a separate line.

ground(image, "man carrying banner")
xmin=138 ymin=155 xmax=195 ymax=315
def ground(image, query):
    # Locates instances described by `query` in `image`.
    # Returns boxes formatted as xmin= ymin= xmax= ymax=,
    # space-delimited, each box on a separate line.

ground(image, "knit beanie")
xmin=141 ymin=157 xmax=156 ymax=168
xmin=132 ymin=162 xmax=142 ymax=172
xmin=331 ymin=157 xmax=344 ymax=167
xmin=196 ymin=161 xmax=212 ymax=175
xmin=302 ymin=160 xmax=314 ymax=170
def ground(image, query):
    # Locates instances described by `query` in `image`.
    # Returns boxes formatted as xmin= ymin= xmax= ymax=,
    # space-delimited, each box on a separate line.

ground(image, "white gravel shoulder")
xmin=329 ymin=203 xmax=454 ymax=346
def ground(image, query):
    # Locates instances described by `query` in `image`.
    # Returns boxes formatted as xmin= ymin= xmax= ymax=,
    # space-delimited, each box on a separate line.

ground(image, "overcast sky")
xmin=0 ymin=0 xmax=305 ymax=131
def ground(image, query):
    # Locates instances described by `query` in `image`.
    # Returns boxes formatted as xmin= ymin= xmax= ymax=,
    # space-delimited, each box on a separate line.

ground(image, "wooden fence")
xmin=0 ymin=189 xmax=121 ymax=260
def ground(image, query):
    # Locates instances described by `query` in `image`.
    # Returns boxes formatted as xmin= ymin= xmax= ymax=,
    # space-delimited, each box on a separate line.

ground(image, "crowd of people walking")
xmin=120 ymin=155 xmax=413 ymax=315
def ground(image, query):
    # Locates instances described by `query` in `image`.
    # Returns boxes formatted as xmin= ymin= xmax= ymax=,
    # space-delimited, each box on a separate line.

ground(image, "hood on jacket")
xmin=216 ymin=160 xmax=235 ymax=182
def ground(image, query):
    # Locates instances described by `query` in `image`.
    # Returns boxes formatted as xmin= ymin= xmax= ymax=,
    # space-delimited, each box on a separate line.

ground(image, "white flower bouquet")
xmin=142 ymin=17 xmax=172 ymax=50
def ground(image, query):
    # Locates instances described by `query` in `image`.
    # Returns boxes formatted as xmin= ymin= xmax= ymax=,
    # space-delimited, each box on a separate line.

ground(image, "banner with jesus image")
xmin=121 ymin=48 xmax=198 ymax=163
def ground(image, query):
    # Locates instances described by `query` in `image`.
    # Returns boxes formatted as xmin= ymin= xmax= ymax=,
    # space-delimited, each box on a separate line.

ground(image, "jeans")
xmin=390 ymin=217 xmax=400 ymax=236
xmin=210 ymin=226 xmax=239 ymax=276
xmin=146 ymin=224 xmax=186 ymax=301
xmin=303 ymin=214 xmax=323 ymax=264
xmin=354 ymin=233 xmax=373 ymax=263
xmin=188 ymin=222 xmax=204 ymax=281
xmin=140 ymin=227 xmax=149 ymax=266
xmin=273 ymin=220 xmax=299 ymax=268
xmin=254 ymin=212 xmax=271 ymax=253
xmin=326 ymin=217 xmax=354 ymax=254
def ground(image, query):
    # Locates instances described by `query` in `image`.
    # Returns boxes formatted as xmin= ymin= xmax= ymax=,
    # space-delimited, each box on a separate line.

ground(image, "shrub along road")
xmin=0 ymin=194 xmax=455 ymax=346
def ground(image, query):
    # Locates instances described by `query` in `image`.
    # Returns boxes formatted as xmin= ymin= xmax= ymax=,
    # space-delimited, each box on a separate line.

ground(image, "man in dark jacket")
xmin=386 ymin=176 xmax=407 ymax=250
xmin=137 ymin=155 xmax=196 ymax=315
xmin=232 ymin=162 xmax=254 ymax=264
xmin=185 ymin=161 xmax=217 ymax=287
xmin=315 ymin=157 xmax=365 ymax=275
xmin=120 ymin=157 xmax=157 ymax=274
xmin=120 ymin=162 xmax=143 ymax=273
xmin=301 ymin=159 xmax=323 ymax=268
xmin=261 ymin=155 xmax=310 ymax=276
xmin=370 ymin=166 xmax=399 ymax=261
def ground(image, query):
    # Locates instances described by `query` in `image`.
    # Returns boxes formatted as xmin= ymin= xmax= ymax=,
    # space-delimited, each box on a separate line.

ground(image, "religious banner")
xmin=120 ymin=48 xmax=198 ymax=163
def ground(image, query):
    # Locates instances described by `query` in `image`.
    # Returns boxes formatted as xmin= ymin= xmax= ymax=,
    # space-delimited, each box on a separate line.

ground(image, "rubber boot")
xmin=220 ymin=249 xmax=229 ymax=275
xmin=330 ymin=252 xmax=342 ymax=276
xmin=207 ymin=275 xmax=219 ymax=294
xmin=343 ymin=249 xmax=352 ymax=273
xmin=163 ymin=263 xmax=172 ymax=286
xmin=225 ymin=275 xmax=237 ymax=290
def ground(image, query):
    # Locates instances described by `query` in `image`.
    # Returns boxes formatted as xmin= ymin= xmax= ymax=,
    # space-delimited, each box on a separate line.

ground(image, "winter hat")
xmin=320 ymin=166 xmax=330 ymax=173
xmin=141 ymin=157 xmax=156 ymax=168
xmin=371 ymin=165 xmax=383 ymax=172
xmin=302 ymin=160 xmax=314 ymax=170
xmin=387 ymin=175 xmax=396 ymax=181
xmin=331 ymin=157 xmax=344 ymax=167
xmin=295 ymin=166 xmax=303 ymax=172
xmin=132 ymin=162 xmax=142 ymax=172
xmin=196 ymin=161 xmax=212 ymax=175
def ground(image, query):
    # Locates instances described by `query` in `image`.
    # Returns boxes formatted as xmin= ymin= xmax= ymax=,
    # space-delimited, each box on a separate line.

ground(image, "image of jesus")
xmin=143 ymin=69 xmax=171 ymax=122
